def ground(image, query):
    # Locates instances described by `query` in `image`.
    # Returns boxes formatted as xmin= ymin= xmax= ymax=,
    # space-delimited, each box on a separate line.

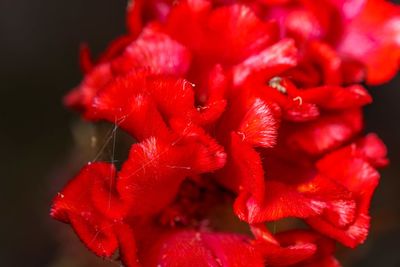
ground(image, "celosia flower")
xmin=51 ymin=0 xmax=395 ymax=266
xmin=261 ymin=0 xmax=400 ymax=85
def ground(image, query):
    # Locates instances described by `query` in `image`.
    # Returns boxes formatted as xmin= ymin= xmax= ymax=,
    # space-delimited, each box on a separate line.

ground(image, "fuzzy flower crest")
xmin=51 ymin=0 xmax=397 ymax=266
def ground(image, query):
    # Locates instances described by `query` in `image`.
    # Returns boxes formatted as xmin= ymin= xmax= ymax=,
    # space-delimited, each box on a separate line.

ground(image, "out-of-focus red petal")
xmin=232 ymin=38 xmax=298 ymax=86
xmin=201 ymin=232 xmax=264 ymax=266
xmin=357 ymin=133 xmax=389 ymax=167
xmin=143 ymin=230 xmax=264 ymax=267
xmin=98 ymin=35 xmax=136 ymax=64
xmin=64 ymin=63 xmax=112 ymax=112
xmin=297 ymin=85 xmax=372 ymax=110
xmin=166 ymin=2 xmax=278 ymax=64
xmin=193 ymin=64 xmax=229 ymax=125
xmin=112 ymin=25 xmax=191 ymax=76
xmin=126 ymin=0 xmax=143 ymax=37
xmin=340 ymin=58 xmax=366 ymax=84
xmin=251 ymin=226 xmax=339 ymax=267
xmin=258 ymin=0 xmax=293 ymax=5
xmin=206 ymin=4 xmax=279 ymax=63
xmin=270 ymin=7 xmax=324 ymax=43
xmin=143 ymin=231 xmax=220 ymax=267
xmin=284 ymin=61 xmax=322 ymax=87
xmin=79 ymin=43 xmax=94 ymax=74
xmin=284 ymin=102 xmax=320 ymax=122
xmin=327 ymin=0 xmax=367 ymax=20
xmin=262 ymin=242 xmax=318 ymax=267
xmin=283 ymin=109 xmax=363 ymax=155
xmin=275 ymin=230 xmax=341 ymax=267
xmin=164 ymin=0 xmax=211 ymax=53
xmin=338 ymin=0 xmax=400 ymax=84
xmin=306 ymin=41 xmax=342 ymax=85
xmin=204 ymin=64 xmax=229 ymax=103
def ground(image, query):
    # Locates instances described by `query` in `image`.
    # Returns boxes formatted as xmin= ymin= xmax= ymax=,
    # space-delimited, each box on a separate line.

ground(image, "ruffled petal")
xmin=166 ymin=2 xmax=278 ymax=63
xmin=283 ymin=109 xmax=363 ymax=155
xmin=50 ymin=163 xmax=128 ymax=257
xmin=112 ymin=24 xmax=191 ymax=76
xmin=307 ymin=135 xmax=387 ymax=247
xmin=238 ymin=98 xmax=278 ymax=148
xmin=232 ymin=38 xmax=298 ymax=85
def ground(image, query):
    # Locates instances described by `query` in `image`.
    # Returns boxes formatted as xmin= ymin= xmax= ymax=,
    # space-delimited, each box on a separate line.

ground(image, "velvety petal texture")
xmin=51 ymin=0 xmax=394 ymax=266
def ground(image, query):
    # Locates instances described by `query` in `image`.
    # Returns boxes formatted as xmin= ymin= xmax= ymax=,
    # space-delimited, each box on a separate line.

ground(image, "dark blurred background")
xmin=0 ymin=0 xmax=399 ymax=266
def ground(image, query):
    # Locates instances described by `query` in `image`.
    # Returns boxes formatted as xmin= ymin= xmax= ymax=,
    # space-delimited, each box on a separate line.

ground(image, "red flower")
xmin=263 ymin=0 xmax=400 ymax=84
xmin=51 ymin=0 xmax=394 ymax=266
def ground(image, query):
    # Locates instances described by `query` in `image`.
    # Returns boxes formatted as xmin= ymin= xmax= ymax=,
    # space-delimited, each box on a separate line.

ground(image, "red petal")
xmin=126 ymin=0 xmax=143 ymax=37
xmin=115 ymin=223 xmax=141 ymax=267
xmin=284 ymin=109 xmax=363 ymax=155
xmin=143 ymin=230 xmax=264 ymax=267
xmin=117 ymin=137 xmax=192 ymax=215
xmin=68 ymin=214 xmax=118 ymax=258
xmin=307 ymin=213 xmax=370 ymax=248
xmin=236 ymin=181 xmax=325 ymax=223
xmin=357 ymin=133 xmax=389 ymax=167
xmin=306 ymin=41 xmax=342 ymax=85
xmin=238 ymin=98 xmax=278 ymax=148
xmin=64 ymin=63 xmax=112 ymax=112
xmin=201 ymin=232 xmax=264 ymax=267
xmin=284 ymin=102 xmax=320 ymax=122
xmin=338 ymin=0 xmax=400 ymax=84
xmin=299 ymin=175 xmax=357 ymax=228
xmin=298 ymin=85 xmax=372 ymax=110
xmin=218 ymin=132 xmax=265 ymax=201
xmin=233 ymin=39 xmax=298 ymax=85
xmin=252 ymin=226 xmax=339 ymax=267
xmin=317 ymin=142 xmax=380 ymax=211
xmin=92 ymin=86 xmax=171 ymax=141
xmin=275 ymin=230 xmax=341 ymax=267
xmin=308 ymin=136 xmax=387 ymax=247
xmin=255 ymin=232 xmax=317 ymax=266
xmin=98 ymin=35 xmax=136 ymax=64
xmin=117 ymin=130 xmax=225 ymax=215
xmin=169 ymin=119 xmax=227 ymax=173
xmin=79 ymin=43 xmax=94 ymax=74
xmin=206 ymin=4 xmax=279 ymax=63
xmin=50 ymin=163 xmax=124 ymax=257
xmin=88 ymin=73 xmax=199 ymax=141
xmin=112 ymin=25 xmax=191 ymax=76
xmin=166 ymin=3 xmax=278 ymax=63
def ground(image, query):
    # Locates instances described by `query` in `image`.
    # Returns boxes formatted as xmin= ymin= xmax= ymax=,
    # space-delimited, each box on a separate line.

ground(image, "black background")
xmin=0 ymin=0 xmax=399 ymax=266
